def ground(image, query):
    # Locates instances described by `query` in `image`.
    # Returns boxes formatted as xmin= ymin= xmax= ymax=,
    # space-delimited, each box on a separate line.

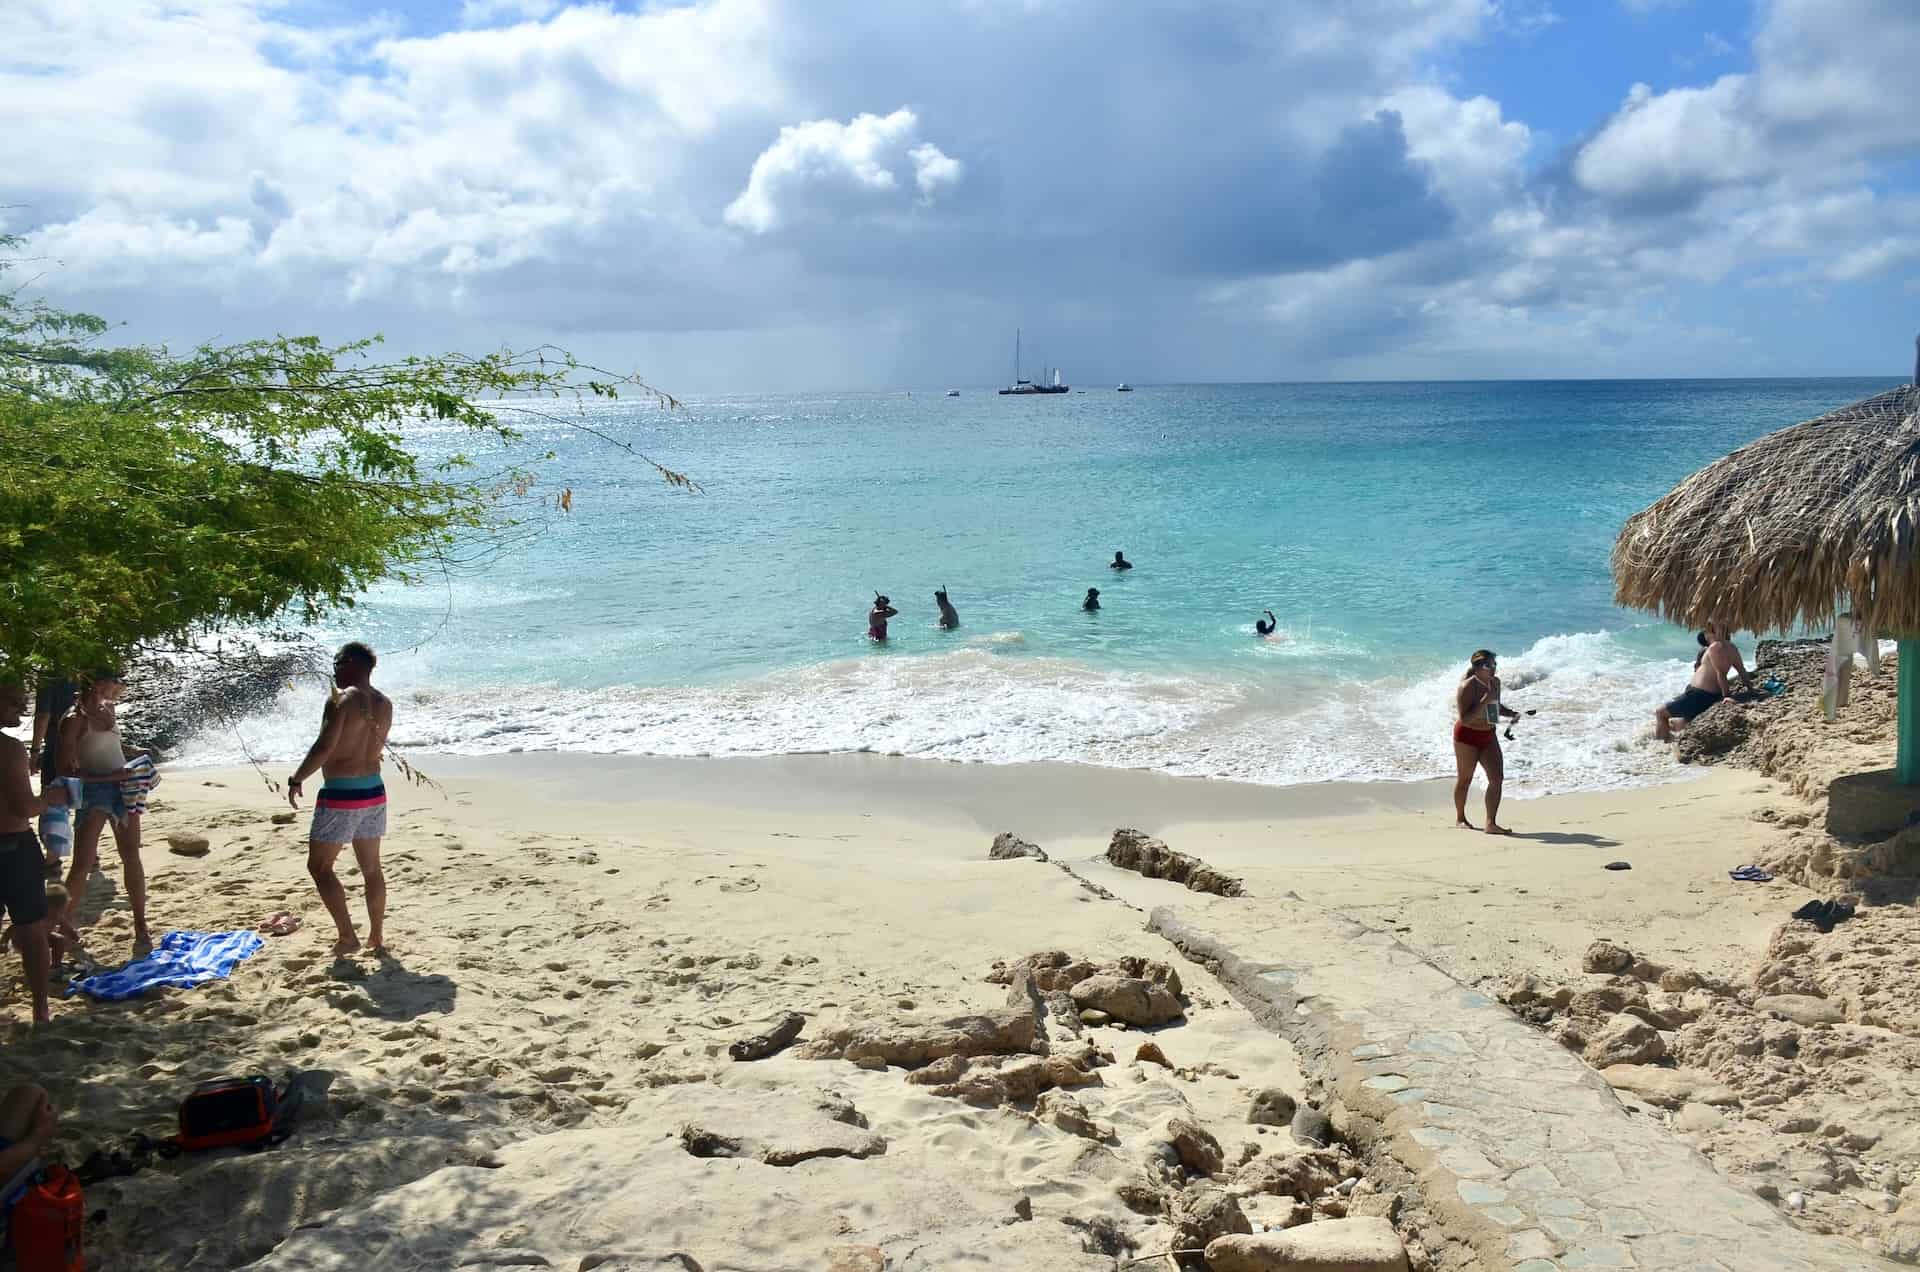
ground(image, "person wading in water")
xmin=1453 ymin=649 xmax=1522 ymax=834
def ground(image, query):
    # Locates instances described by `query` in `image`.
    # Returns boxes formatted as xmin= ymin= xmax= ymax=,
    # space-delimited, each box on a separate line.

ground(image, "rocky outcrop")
xmin=1205 ymin=1217 xmax=1409 ymax=1272
xmin=1068 ymin=974 xmax=1183 ymax=1027
xmin=1584 ymin=1013 xmax=1666 ymax=1068
xmin=1170 ymin=1186 xmax=1251 ymax=1250
xmin=988 ymin=833 xmax=1046 ymax=862
xmin=904 ymin=1049 xmax=1103 ymax=1107
xmin=1166 ymin=1116 xmax=1224 ymax=1176
xmin=121 ymin=642 xmax=310 ymax=757
xmin=1230 ymin=1144 xmax=1349 ymax=1201
xmin=1247 ymin=1088 xmax=1296 ymax=1127
xmin=1105 ymin=829 xmax=1246 ymax=898
xmin=796 ymin=1007 xmax=1035 ymax=1067
xmin=679 ymin=1104 xmax=887 ymax=1166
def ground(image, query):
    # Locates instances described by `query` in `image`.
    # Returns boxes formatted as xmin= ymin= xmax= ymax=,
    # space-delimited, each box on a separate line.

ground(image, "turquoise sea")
xmin=184 ymin=377 xmax=1899 ymax=796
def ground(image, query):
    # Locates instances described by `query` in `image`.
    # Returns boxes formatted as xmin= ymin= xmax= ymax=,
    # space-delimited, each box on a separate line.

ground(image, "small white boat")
xmin=946 ymin=389 xmax=959 ymax=397
xmin=1116 ymin=383 xmax=1133 ymax=392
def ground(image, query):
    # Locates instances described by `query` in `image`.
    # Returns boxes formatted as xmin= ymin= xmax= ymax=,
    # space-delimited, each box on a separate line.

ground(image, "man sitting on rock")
xmin=1654 ymin=625 xmax=1751 ymax=742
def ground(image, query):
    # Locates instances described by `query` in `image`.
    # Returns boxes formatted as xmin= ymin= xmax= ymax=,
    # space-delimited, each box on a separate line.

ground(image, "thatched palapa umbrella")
xmin=1612 ymin=338 xmax=1920 ymax=781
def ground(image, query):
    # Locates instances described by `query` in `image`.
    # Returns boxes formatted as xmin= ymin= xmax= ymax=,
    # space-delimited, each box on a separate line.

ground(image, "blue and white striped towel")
xmin=67 ymin=930 xmax=265 ymax=1001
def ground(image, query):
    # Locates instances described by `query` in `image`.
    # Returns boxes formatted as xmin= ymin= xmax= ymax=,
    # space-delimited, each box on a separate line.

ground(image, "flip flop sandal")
xmin=1728 ymin=865 xmax=1774 ymax=882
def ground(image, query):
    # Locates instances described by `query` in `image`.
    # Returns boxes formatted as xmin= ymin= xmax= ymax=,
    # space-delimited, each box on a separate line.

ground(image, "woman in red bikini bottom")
xmin=1453 ymin=649 xmax=1522 ymax=834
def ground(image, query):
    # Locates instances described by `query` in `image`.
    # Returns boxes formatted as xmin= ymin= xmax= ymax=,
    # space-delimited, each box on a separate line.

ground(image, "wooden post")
xmin=1903 ymin=640 xmax=1920 ymax=784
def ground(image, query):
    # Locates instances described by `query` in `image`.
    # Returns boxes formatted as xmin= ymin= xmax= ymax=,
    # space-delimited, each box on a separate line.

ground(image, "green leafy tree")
xmin=0 ymin=236 xmax=690 ymax=679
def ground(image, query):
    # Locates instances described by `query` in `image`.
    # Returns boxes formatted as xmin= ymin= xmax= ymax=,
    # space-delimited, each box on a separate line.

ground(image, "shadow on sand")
xmin=1508 ymin=830 xmax=1622 ymax=848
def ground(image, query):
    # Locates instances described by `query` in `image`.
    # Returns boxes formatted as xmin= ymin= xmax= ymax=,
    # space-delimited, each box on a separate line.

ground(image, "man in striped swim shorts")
xmin=288 ymin=643 xmax=394 ymax=957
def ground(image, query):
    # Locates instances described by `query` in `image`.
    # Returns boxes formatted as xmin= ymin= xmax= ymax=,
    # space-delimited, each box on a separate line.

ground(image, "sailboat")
xmin=998 ymin=329 xmax=1069 ymax=395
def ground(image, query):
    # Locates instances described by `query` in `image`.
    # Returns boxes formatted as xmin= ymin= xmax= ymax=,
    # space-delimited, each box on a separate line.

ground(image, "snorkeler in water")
xmin=868 ymin=595 xmax=899 ymax=641
xmin=1255 ymin=610 xmax=1276 ymax=637
xmin=935 ymin=588 xmax=960 ymax=630
xmin=1082 ymin=588 xmax=1101 ymax=611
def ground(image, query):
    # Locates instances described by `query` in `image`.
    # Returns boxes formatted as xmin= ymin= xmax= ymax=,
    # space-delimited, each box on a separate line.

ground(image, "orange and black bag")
xmin=176 ymin=1075 xmax=301 ymax=1152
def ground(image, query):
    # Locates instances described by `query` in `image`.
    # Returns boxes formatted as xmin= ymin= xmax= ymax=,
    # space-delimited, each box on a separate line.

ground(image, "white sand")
xmin=0 ymin=752 xmax=1815 ymax=1269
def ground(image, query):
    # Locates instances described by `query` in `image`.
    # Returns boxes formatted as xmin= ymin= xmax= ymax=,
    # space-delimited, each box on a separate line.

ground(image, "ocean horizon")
xmin=176 ymin=375 xmax=1901 ymax=797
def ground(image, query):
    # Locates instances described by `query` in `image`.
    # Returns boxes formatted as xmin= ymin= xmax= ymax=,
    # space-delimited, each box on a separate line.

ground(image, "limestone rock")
xmin=1106 ymin=828 xmax=1246 ymax=897
xmin=1168 ymin=1116 xmax=1224 ymax=1176
xmin=1290 ymin=1103 xmax=1334 ymax=1147
xmin=796 ymin=1007 xmax=1034 ymax=1067
xmin=269 ymin=811 xmax=297 ymax=826
xmin=906 ymin=1050 xmax=1100 ymax=1106
xmin=1079 ymin=1010 xmax=1111 ymax=1027
xmin=1170 ymin=1186 xmax=1251 ymax=1249
xmin=825 ymin=1247 xmax=887 ymax=1272
xmin=1109 ymin=955 xmax=1185 ymax=998
xmin=1068 ymin=975 xmax=1182 ymax=1027
xmin=1206 ymin=1217 xmax=1409 ymax=1272
xmin=166 ymin=832 xmax=212 ymax=857
xmin=1495 ymin=972 xmax=1544 ymax=1007
xmin=1756 ymin=994 xmax=1845 ymax=1027
xmin=678 ymin=1106 xmax=886 ymax=1166
xmin=1248 ymin=1088 xmax=1297 ymax=1127
xmin=1034 ymin=1089 xmax=1107 ymax=1139
xmin=1673 ymin=1102 xmax=1726 ymax=1132
xmin=1599 ymin=1065 xmax=1739 ymax=1109
xmin=1231 ymin=1145 xmax=1345 ymax=1201
xmin=1584 ymin=1013 xmax=1666 ymax=1068
xmin=1583 ymin=940 xmax=1635 ymax=974
xmin=988 ymin=833 xmax=1046 ymax=862
xmin=1004 ymin=963 xmax=1083 ymax=1053
xmin=1135 ymin=1042 xmax=1171 ymax=1068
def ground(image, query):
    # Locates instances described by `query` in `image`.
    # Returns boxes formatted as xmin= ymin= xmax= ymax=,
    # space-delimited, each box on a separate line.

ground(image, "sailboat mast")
xmin=1014 ymin=328 xmax=1021 ymax=386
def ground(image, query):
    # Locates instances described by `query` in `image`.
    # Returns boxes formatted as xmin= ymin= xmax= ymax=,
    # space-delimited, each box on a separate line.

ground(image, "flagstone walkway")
xmin=1146 ymin=900 xmax=1890 ymax=1271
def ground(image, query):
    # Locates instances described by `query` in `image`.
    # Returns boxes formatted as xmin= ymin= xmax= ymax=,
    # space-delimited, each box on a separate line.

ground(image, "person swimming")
xmin=935 ymin=588 xmax=960 ymax=630
xmin=1110 ymin=552 xmax=1132 ymax=571
xmin=1255 ymin=610 xmax=1276 ymax=637
xmin=868 ymin=595 xmax=898 ymax=641
xmin=1082 ymin=588 xmax=1101 ymax=611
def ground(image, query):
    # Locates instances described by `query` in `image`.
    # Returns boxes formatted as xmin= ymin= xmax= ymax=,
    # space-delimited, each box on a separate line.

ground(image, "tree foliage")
xmin=0 ymin=237 xmax=689 ymax=679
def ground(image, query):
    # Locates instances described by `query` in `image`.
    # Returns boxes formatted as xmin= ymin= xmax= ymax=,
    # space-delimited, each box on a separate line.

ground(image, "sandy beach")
xmin=0 ymin=726 xmax=1860 ymax=1270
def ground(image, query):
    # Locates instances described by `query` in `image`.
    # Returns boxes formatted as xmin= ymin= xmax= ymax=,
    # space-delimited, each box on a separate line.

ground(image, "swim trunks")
xmin=1453 ymin=723 xmax=1497 ymax=748
xmin=310 ymin=774 xmax=388 ymax=844
xmin=0 ymin=831 xmax=50 ymax=926
xmin=1665 ymin=685 xmax=1723 ymax=721
xmin=869 ymin=625 xmax=887 ymax=641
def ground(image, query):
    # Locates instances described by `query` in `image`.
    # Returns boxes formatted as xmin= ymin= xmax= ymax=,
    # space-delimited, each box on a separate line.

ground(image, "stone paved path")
xmin=1147 ymin=899 xmax=1888 ymax=1271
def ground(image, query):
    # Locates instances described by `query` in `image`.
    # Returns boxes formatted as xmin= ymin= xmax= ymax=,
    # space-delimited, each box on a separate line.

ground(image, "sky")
xmin=6 ymin=0 xmax=1920 ymax=391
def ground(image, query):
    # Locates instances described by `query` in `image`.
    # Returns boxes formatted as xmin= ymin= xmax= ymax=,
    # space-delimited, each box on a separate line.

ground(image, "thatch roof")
xmin=1612 ymin=383 xmax=1920 ymax=635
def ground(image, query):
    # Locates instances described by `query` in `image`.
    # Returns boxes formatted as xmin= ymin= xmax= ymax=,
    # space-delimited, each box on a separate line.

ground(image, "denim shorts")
xmin=80 ymin=780 xmax=133 ymax=826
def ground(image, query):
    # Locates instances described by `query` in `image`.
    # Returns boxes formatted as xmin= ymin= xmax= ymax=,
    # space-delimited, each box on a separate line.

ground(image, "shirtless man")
xmin=1655 ymin=625 xmax=1750 ymax=742
xmin=0 ymin=681 xmax=65 ymax=1024
xmin=1453 ymin=650 xmax=1522 ymax=834
xmin=868 ymin=595 xmax=899 ymax=642
xmin=1110 ymin=551 xmax=1133 ymax=571
xmin=289 ymin=643 xmax=393 ymax=956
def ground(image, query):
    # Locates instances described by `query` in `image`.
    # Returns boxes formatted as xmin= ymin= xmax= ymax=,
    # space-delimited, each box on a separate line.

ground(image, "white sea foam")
xmin=174 ymin=630 xmax=1702 ymax=797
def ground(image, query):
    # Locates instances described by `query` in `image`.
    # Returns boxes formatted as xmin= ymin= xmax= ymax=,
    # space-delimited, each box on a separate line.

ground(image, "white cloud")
xmin=1577 ymin=0 xmax=1920 ymax=208
xmin=1380 ymin=85 xmax=1532 ymax=212
xmin=724 ymin=110 xmax=963 ymax=234
xmin=459 ymin=0 xmax=561 ymax=25
xmin=4 ymin=0 xmax=1916 ymax=387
